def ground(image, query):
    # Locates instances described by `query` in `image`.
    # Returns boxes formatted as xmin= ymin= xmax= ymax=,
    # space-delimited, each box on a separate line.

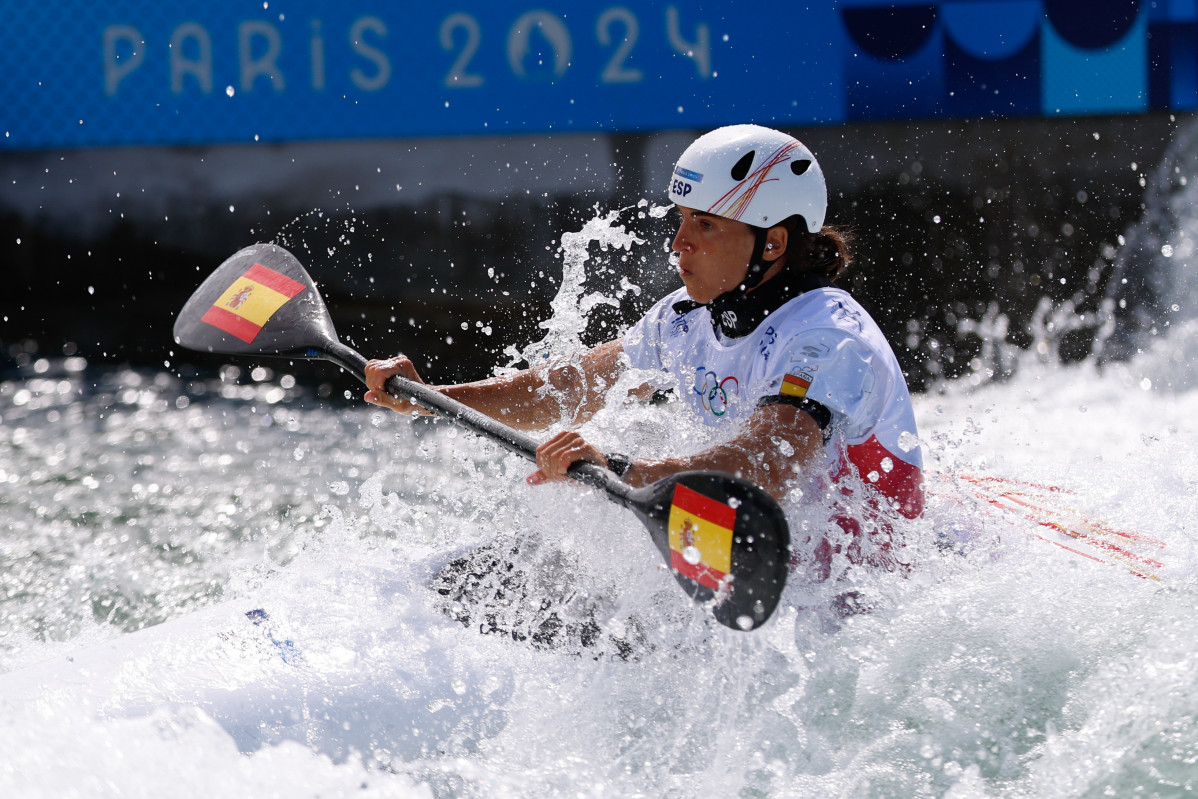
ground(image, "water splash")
xmin=500 ymin=205 xmax=647 ymax=371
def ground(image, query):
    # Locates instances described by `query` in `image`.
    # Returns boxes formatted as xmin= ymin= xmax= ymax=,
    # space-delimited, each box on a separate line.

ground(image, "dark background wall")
xmin=1 ymin=114 xmax=1184 ymax=391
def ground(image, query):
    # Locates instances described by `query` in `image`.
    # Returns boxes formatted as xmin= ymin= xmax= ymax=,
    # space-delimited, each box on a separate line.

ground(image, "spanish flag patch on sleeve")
xmin=667 ymin=484 xmax=736 ymax=590
xmin=200 ymin=263 xmax=305 ymax=343
xmin=780 ymin=371 xmax=812 ymax=398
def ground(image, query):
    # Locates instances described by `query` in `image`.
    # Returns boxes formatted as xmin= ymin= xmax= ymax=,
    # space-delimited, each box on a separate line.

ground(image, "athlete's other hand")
xmin=528 ymin=430 xmax=608 ymax=485
xmin=364 ymin=355 xmax=434 ymax=415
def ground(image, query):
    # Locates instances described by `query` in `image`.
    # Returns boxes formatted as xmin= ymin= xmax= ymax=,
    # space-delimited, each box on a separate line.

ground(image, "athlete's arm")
xmin=530 ymin=401 xmax=826 ymax=500
xmin=364 ymin=339 xmax=630 ymax=431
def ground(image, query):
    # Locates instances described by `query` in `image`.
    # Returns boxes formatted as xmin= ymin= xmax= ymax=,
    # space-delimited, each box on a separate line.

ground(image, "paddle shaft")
xmin=172 ymin=244 xmax=790 ymax=629
xmin=319 ymin=341 xmax=637 ymax=507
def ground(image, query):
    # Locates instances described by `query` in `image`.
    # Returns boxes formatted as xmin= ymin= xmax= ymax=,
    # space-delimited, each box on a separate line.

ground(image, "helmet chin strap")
xmin=734 ymin=227 xmax=779 ymax=295
xmin=670 ymin=226 xmax=792 ymax=331
xmin=683 ymin=228 xmax=779 ymax=336
xmin=672 ymin=227 xmax=829 ymax=339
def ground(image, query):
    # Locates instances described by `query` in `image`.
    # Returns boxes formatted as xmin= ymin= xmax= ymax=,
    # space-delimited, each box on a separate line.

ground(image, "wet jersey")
xmin=622 ymin=284 xmax=924 ymax=518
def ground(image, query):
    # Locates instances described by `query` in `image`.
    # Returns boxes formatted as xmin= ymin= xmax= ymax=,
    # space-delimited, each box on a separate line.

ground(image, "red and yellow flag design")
xmin=200 ymin=263 xmax=305 ymax=343
xmin=668 ymin=484 xmax=736 ymax=590
xmin=780 ymin=371 xmax=812 ymax=399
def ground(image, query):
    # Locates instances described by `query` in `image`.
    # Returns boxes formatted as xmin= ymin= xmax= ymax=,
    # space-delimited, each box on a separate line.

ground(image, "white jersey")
xmin=623 ymin=285 xmax=924 ymax=517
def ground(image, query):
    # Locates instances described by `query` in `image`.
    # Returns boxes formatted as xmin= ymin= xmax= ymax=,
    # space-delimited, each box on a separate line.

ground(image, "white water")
xmin=3 ymin=156 xmax=1198 ymax=799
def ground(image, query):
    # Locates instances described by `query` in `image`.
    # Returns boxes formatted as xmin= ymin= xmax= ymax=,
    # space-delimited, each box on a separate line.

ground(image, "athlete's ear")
xmin=764 ymin=225 xmax=788 ymax=262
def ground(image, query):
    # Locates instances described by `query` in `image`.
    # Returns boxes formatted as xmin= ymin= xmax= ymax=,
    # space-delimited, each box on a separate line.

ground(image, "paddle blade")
xmin=174 ymin=243 xmax=336 ymax=358
xmin=628 ymin=471 xmax=790 ymax=631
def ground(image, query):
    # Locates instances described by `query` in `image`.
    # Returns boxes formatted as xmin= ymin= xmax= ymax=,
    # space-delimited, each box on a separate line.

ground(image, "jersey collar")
xmin=671 ymin=269 xmax=833 ymax=339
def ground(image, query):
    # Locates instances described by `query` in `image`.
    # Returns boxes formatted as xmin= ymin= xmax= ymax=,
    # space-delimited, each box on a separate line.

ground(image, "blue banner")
xmin=0 ymin=1 xmax=1188 ymax=150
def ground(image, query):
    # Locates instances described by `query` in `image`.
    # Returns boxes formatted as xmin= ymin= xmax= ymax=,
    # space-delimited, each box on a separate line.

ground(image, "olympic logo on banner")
xmin=693 ymin=368 xmax=739 ymax=417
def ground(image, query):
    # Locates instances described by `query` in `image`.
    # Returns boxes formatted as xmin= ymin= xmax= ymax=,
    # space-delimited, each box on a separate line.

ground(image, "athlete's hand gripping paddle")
xmin=174 ymin=244 xmax=791 ymax=631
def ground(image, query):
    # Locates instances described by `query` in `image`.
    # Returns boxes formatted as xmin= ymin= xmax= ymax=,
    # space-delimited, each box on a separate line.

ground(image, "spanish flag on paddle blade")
xmin=200 ymin=263 xmax=306 ymax=343
xmin=668 ymin=483 xmax=736 ymax=590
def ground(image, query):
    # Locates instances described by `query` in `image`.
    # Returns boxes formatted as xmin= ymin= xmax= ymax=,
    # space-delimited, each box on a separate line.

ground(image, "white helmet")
xmin=667 ymin=124 xmax=827 ymax=233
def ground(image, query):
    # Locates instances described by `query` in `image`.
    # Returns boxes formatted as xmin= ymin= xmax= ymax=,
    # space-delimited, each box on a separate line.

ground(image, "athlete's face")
xmin=670 ymin=205 xmax=756 ymax=304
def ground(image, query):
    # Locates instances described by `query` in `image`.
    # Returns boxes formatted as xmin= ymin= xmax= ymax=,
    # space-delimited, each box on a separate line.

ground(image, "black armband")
xmin=758 ymin=395 xmax=833 ymax=440
xmin=605 ymin=452 xmax=634 ymax=477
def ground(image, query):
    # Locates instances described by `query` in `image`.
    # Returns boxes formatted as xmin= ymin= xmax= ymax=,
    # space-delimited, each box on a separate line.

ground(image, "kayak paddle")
xmin=173 ymin=243 xmax=791 ymax=631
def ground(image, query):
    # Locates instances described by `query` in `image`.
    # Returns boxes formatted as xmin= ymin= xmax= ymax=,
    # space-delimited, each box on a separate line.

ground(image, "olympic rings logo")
xmin=694 ymin=368 xmax=739 ymax=416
